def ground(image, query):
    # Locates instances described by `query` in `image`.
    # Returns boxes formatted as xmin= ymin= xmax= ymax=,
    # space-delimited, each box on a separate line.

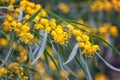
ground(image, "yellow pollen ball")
xmin=76 ymin=36 xmax=81 ymax=42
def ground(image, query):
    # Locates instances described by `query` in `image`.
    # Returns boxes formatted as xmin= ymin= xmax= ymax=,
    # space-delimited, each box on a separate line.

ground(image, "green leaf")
xmin=28 ymin=45 xmax=33 ymax=62
xmin=45 ymin=9 xmax=62 ymax=19
xmin=27 ymin=68 xmax=33 ymax=80
xmin=59 ymin=44 xmax=67 ymax=60
xmin=23 ymin=8 xmax=41 ymax=24
xmin=58 ymin=19 xmax=92 ymax=28
xmin=33 ymin=40 xmax=41 ymax=57
xmin=18 ymin=6 xmax=23 ymax=22
xmin=45 ymin=49 xmax=60 ymax=71
xmin=68 ymin=43 xmax=92 ymax=80
xmin=49 ymin=38 xmax=69 ymax=80
xmin=63 ymin=65 xmax=78 ymax=78
xmin=45 ymin=9 xmax=92 ymax=28
xmin=89 ymin=34 xmax=120 ymax=55
xmin=96 ymin=52 xmax=120 ymax=72
xmin=64 ymin=43 xmax=79 ymax=64
xmin=0 ymin=32 xmax=14 ymax=68
xmin=32 ymin=32 xmax=47 ymax=64
xmin=43 ymin=50 xmax=49 ymax=67
xmin=0 ymin=7 xmax=14 ymax=10
xmin=79 ymin=49 xmax=92 ymax=80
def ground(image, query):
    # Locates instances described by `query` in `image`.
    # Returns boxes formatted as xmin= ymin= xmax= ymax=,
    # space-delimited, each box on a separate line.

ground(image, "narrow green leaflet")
xmin=33 ymin=40 xmax=41 ymax=57
xmin=0 ymin=7 xmax=14 ymax=10
xmin=89 ymin=34 xmax=120 ymax=55
xmin=45 ymin=9 xmax=62 ymax=20
xmin=23 ymin=8 xmax=41 ymax=24
xmin=45 ymin=49 xmax=60 ymax=71
xmin=59 ymin=19 xmax=92 ymax=28
xmin=0 ymin=32 xmax=14 ymax=68
xmin=49 ymin=38 xmax=69 ymax=80
xmin=32 ymin=32 xmax=47 ymax=64
xmin=27 ymin=68 xmax=33 ymax=80
xmin=63 ymin=64 xmax=78 ymax=78
xmin=64 ymin=43 xmax=79 ymax=64
xmin=28 ymin=45 xmax=33 ymax=62
xmin=79 ymin=49 xmax=92 ymax=80
xmin=45 ymin=9 xmax=92 ymax=28
xmin=96 ymin=52 xmax=120 ymax=72
xmin=18 ymin=6 xmax=23 ymax=22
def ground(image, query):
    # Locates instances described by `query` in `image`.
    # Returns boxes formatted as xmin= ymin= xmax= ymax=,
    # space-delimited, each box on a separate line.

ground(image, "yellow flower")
xmin=46 ymin=27 xmax=51 ymax=33
xmin=82 ymin=34 xmax=89 ymax=41
xmin=77 ymin=70 xmax=85 ymax=79
xmin=103 ymin=1 xmax=112 ymax=11
xmin=34 ymin=24 xmax=43 ymax=30
xmin=90 ymin=1 xmax=104 ymax=12
xmin=3 ymin=21 xmax=11 ymax=31
xmin=7 ymin=15 xmax=13 ymax=22
xmin=36 ymin=4 xmax=41 ymax=10
xmin=60 ymin=70 xmax=70 ymax=78
xmin=21 ymin=25 xmax=30 ymax=32
xmin=58 ymin=2 xmax=70 ymax=13
xmin=45 ymin=77 xmax=53 ymax=80
xmin=73 ymin=30 xmax=82 ymax=36
xmin=37 ymin=62 xmax=45 ymax=74
xmin=24 ymin=15 xmax=30 ymax=20
xmin=95 ymin=73 xmax=107 ymax=80
xmin=79 ymin=42 xmax=85 ymax=47
xmin=41 ymin=18 xmax=49 ymax=27
xmin=76 ymin=36 xmax=82 ymax=42
xmin=0 ymin=67 xmax=7 ymax=75
xmin=109 ymin=26 xmax=118 ymax=37
xmin=23 ymin=55 xmax=28 ymax=62
xmin=98 ymin=27 xmax=107 ymax=34
xmin=0 ymin=38 xmax=8 ymax=47
xmin=20 ymin=0 xmax=27 ymax=7
xmin=40 ymin=9 xmax=47 ymax=17
xmin=49 ymin=60 xmax=57 ymax=71
xmin=51 ymin=31 xmax=56 ymax=36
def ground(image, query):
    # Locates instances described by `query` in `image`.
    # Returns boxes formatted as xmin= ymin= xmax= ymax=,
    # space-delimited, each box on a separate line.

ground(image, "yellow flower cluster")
xmin=2 ymin=0 xmax=99 ymax=55
xmin=3 ymin=0 xmax=46 ymax=44
xmin=35 ymin=62 xmax=54 ymax=80
xmin=90 ymin=0 xmax=120 ymax=12
xmin=16 ymin=45 xmax=28 ymax=62
xmin=51 ymin=25 xmax=71 ymax=44
xmin=8 ymin=63 xmax=28 ymax=80
xmin=0 ymin=63 xmax=28 ymax=80
xmin=20 ymin=0 xmax=43 ymax=15
xmin=90 ymin=0 xmax=112 ymax=12
xmin=34 ymin=18 xmax=71 ymax=44
xmin=73 ymin=29 xmax=99 ymax=56
xmin=76 ymin=20 xmax=118 ymax=46
xmin=34 ymin=17 xmax=99 ymax=55
xmin=3 ymin=17 xmax=34 ymax=44
xmin=112 ymin=0 xmax=120 ymax=12
xmin=98 ymin=23 xmax=118 ymax=40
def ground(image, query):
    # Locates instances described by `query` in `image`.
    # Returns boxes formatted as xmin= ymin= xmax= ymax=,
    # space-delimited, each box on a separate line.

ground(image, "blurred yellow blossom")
xmin=58 ymin=2 xmax=70 ymax=13
xmin=95 ymin=73 xmax=107 ymax=80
